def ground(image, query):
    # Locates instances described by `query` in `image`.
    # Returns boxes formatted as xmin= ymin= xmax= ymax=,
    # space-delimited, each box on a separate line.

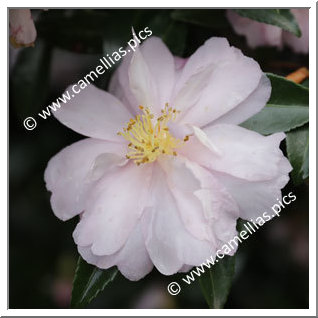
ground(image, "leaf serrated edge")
xmin=82 ymin=267 xmax=118 ymax=306
xmin=71 ymin=256 xmax=118 ymax=308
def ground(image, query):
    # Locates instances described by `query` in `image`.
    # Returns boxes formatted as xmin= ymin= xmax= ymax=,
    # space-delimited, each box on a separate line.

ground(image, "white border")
xmin=3 ymin=0 xmax=316 ymax=316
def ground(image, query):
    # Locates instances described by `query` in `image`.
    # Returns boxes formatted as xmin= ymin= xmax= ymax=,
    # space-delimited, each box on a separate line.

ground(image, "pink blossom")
xmin=227 ymin=9 xmax=309 ymax=54
xmin=45 ymin=37 xmax=291 ymax=280
xmin=9 ymin=9 xmax=37 ymax=48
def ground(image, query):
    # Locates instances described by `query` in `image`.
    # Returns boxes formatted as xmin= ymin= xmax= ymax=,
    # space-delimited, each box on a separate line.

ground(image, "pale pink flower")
xmin=227 ymin=9 xmax=309 ymax=54
xmin=45 ymin=37 xmax=291 ymax=280
xmin=9 ymin=9 xmax=37 ymax=48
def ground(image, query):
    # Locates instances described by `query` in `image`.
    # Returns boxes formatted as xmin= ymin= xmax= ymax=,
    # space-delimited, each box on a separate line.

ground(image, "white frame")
xmin=3 ymin=1 xmax=316 ymax=316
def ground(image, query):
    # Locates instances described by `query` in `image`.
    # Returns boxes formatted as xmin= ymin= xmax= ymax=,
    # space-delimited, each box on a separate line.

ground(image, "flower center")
xmin=118 ymin=104 xmax=188 ymax=165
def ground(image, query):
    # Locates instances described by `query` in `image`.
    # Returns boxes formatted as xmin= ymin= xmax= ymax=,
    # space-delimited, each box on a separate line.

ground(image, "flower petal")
xmin=44 ymin=138 xmax=125 ymax=221
xmin=180 ymin=125 xmax=291 ymax=182
xmin=178 ymin=49 xmax=263 ymax=127
xmin=73 ymin=162 xmax=153 ymax=256
xmin=213 ymin=156 xmax=291 ymax=221
xmin=78 ymin=222 xmax=153 ymax=281
xmin=158 ymin=157 xmax=213 ymax=242
xmin=183 ymin=160 xmax=239 ymax=247
xmin=173 ymin=38 xmax=232 ymax=97
xmin=174 ymin=56 xmax=187 ymax=72
xmin=111 ymin=37 xmax=176 ymax=116
xmin=211 ymin=74 xmax=271 ymax=125
xmin=142 ymin=164 xmax=214 ymax=275
xmin=128 ymin=48 xmax=158 ymax=114
xmin=54 ymin=84 xmax=132 ymax=141
xmin=172 ymin=38 xmax=234 ymax=113
xmin=9 ymin=9 xmax=37 ymax=47
xmin=139 ymin=37 xmax=175 ymax=112
xmin=109 ymin=47 xmax=139 ymax=115
xmin=158 ymin=156 xmax=239 ymax=246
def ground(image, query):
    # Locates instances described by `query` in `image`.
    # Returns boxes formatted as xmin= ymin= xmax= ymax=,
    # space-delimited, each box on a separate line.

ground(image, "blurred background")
xmin=9 ymin=9 xmax=309 ymax=309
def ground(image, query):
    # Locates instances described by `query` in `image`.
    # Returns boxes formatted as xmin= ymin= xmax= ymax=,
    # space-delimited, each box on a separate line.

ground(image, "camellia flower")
xmin=45 ymin=36 xmax=292 ymax=280
xmin=227 ymin=9 xmax=309 ymax=54
xmin=9 ymin=9 xmax=37 ymax=48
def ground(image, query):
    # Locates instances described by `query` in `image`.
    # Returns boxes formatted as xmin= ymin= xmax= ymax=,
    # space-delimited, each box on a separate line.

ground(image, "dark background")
xmin=9 ymin=9 xmax=309 ymax=309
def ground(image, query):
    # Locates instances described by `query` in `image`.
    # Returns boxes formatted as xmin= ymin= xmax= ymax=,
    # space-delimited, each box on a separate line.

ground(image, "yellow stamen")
xmin=118 ymin=104 xmax=185 ymax=165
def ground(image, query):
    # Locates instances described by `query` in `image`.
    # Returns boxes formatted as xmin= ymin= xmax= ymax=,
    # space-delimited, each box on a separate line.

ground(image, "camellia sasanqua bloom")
xmin=44 ymin=36 xmax=292 ymax=280
xmin=9 ymin=9 xmax=37 ymax=48
xmin=227 ymin=9 xmax=309 ymax=54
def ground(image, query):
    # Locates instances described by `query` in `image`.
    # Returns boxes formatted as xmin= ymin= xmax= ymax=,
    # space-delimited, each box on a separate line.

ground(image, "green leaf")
xmin=11 ymin=40 xmax=52 ymax=119
xmin=266 ymin=73 xmax=309 ymax=107
xmin=286 ymin=124 xmax=309 ymax=185
xmin=171 ymin=9 xmax=228 ymax=29
xmin=198 ymin=255 xmax=235 ymax=309
xmin=233 ymin=9 xmax=301 ymax=37
xmin=71 ymin=256 xmax=118 ymax=308
xmin=301 ymin=78 xmax=309 ymax=88
xmin=241 ymin=73 xmax=309 ymax=135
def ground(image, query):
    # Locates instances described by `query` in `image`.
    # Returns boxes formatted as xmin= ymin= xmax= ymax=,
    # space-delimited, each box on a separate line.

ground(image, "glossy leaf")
xmin=233 ymin=9 xmax=301 ymax=37
xmin=286 ymin=125 xmax=309 ymax=185
xmin=241 ymin=73 xmax=309 ymax=135
xmin=198 ymin=255 xmax=235 ymax=309
xmin=71 ymin=256 xmax=118 ymax=308
xmin=301 ymin=78 xmax=309 ymax=88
